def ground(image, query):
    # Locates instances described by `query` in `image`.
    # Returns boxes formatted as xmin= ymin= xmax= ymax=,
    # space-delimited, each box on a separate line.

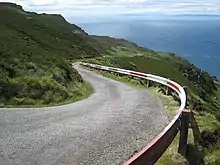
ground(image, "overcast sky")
xmin=2 ymin=0 xmax=220 ymax=22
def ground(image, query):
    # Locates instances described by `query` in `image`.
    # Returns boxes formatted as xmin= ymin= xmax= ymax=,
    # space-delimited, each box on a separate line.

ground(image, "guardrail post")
xmin=146 ymin=80 xmax=150 ymax=88
xmin=166 ymin=86 xmax=169 ymax=96
xmin=178 ymin=86 xmax=190 ymax=156
xmin=165 ymin=78 xmax=171 ymax=95
xmin=183 ymin=86 xmax=188 ymax=107
xmin=178 ymin=109 xmax=190 ymax=156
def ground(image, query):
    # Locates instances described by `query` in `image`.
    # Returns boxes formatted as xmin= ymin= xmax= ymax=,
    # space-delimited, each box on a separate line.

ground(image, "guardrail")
xmin=80 ymin=62 xmax=189 ymax=165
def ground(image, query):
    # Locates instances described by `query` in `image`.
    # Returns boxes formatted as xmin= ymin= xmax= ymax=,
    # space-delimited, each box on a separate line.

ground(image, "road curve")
xmin=0 ymin=65 xmax=168 ymax=165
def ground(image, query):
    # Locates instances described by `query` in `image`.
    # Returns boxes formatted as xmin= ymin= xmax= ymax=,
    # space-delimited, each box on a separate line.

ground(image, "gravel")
xmin=0 ymin=65 xmax=169 ymax=165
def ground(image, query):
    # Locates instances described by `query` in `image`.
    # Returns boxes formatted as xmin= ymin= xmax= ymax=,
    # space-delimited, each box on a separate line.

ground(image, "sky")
xmin=1 ymin=0 xmax=220 ymax=22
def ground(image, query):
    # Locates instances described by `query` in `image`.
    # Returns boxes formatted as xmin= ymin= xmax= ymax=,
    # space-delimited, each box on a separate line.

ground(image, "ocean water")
xmin=78 ymin=16 xmax=220 ymax=78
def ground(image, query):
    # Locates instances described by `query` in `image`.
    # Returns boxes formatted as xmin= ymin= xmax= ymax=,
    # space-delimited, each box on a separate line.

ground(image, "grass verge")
xmin=1 ymin=81 xmax=93 ymax=108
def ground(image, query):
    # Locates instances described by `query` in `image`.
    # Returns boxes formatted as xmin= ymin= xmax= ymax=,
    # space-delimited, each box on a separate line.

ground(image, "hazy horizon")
xmin=2 ymin=0 xmax=220 ymax=24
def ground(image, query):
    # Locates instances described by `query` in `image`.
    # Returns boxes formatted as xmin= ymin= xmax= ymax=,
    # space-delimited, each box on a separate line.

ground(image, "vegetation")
xmin=0 ymin=2 xmax=101 ymax=107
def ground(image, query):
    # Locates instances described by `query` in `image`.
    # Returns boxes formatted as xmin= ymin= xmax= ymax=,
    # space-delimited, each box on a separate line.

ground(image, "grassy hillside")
xmin=83 ymin=36 xmax=220 ymax=164
xmin=0 ymin=2 xmax=100 ymax=106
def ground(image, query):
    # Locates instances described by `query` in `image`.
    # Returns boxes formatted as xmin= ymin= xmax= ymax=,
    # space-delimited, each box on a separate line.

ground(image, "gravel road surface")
xmin=0 ymin=65 xmax=168 ymax=165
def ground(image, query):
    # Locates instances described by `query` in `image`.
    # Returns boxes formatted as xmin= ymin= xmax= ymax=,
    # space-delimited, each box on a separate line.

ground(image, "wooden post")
xmin=178 ymin=109 xmax=190 ymax=156
xmin=166 ymin=78 xmax=171 ymax=95
xmin=166 ymin=86 xmax=169 ymax=96
xmin=178 ymin=86 xmax=190 ymax=156
xmin=183 ymin=86 xmax=188 ymax=108
xmin=146 ymin=80 xmax=150 ymax=88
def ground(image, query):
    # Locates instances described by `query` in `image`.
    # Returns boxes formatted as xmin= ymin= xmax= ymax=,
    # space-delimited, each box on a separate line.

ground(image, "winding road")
xmin=0 ymin=65 xmax=169 ymax=165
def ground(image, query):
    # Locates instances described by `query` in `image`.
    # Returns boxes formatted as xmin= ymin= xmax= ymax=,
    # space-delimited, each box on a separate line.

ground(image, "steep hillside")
xmin=0 ymin=2 xmax=99 ymax=106
xmin=0 ymin=2 xmax=100 ymax=59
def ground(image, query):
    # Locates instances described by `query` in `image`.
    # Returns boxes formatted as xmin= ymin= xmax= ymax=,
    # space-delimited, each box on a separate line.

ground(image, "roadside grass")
xmin=48 ymin=81 xmax=93 ymax=107
xmin=0 ymin=81 xmax=93 ymax=108
xmin=157 ymin=134 xmax=189 ymax=165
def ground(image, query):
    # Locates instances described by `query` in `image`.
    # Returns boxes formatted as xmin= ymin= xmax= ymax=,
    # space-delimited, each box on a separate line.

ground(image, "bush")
xmin=200 ymin=130 xmax=220 ymax=148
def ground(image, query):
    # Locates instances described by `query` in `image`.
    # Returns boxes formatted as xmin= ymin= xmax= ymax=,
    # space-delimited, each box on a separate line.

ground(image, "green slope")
xmin=0 ymin=2 xmax=99 ymax=106
xmin=0 ymin=3 xmax=100 ymax=59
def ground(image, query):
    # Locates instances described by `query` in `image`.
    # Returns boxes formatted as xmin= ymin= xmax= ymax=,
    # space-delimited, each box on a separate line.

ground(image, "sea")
xmin=77 ymin=15 xmax=220 ymax=78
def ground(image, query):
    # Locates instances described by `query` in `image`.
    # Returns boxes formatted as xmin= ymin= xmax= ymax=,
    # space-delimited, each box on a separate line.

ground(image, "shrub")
xmin=200 ymin=130 xmax=220 ymax=148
